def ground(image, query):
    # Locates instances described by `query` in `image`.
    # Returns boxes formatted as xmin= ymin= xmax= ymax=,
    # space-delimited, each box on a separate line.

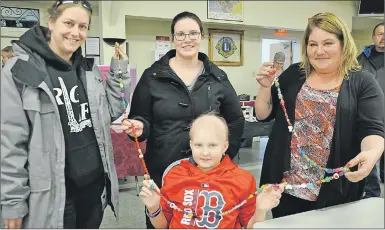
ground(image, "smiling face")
xmin=189 ymin=115 xmax=229 ymax=173
xmin=306 ymin=27 xmax=343 ymax=74
xmin=172 ymin=18 xmax=202 ymax=59
xmin=48 ymin=5 xmax=90 ymax=58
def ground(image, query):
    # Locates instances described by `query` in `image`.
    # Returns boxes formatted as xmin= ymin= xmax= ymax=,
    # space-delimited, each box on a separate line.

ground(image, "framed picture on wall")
xmin=207 ymin=0 xmax=244 ymax=22
xmin=208 ymin=28 xmax=244 ymax=66
xmin=85 ymin=36 xmax=100 ymax=56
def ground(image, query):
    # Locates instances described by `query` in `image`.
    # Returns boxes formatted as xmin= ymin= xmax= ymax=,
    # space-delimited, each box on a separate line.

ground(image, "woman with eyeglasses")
xmin=120 ymin=11 xmax=244 ymax=229
xmin=1 ymin=0 xmax=129 ymax=228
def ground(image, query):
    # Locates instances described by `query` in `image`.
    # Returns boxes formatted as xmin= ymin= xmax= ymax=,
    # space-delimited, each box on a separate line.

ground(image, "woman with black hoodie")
xmin=1 ymin=0 xmax=130 ymax=228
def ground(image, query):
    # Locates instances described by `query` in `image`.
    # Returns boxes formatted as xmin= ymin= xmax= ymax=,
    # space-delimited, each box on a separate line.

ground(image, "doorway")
xmin=261 ymin=37 xmax=301 ymax=70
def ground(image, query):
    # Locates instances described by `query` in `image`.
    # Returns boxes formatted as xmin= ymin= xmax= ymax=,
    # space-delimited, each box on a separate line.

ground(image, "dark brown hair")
xmin=171 ymin=11 xmax=204 ymax=41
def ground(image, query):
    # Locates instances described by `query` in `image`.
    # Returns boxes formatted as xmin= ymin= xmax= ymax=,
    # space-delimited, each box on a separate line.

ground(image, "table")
xmin=242 ymin=120 xmax=274 ymax=138
xmin=240 ymin=100 xmax=255 ymax=107
xmin=253 ymin=197 xmax=384 ymax=228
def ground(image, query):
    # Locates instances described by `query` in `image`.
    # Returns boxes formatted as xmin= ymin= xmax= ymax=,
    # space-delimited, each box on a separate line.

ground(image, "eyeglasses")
xmin=274 ymin=61 xmax=284 ymax=65
xmin=173 ymin=31 xmax=201 ymax=41
xmin=54 ymin=0 xmax=93 ymax=14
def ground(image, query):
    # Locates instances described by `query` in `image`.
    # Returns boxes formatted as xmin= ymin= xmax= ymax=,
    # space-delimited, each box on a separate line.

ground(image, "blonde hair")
xmin=299 ymin=12 xmax=361 ymax=79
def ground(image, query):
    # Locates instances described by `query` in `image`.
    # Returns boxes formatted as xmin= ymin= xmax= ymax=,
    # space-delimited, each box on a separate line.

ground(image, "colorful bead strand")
xmin=124 ymin=69 xmax=352 ymax=219
xmin=272 ymin=75 xmax=350 ymax=175
xmin=116 ymin=46 xmax=127 ymax=117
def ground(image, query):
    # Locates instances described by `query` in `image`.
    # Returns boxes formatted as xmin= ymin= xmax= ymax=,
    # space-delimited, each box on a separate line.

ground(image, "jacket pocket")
xmin=29 ymin=177 xmax=51 ymax=192
xmin=22 ymin=88 xmax=55 ymax=114
xmin=94 ymin=76 xmax=111 ymax=125
xmin=155 ymin=133 xmax=172 ymax=148
xmin=27 ymin=177 xmax=54 ymax=228
xmin=23 ymin=90 xmax=56 ymax=152
xmin=28 ymin=148 xmax=54 ymax=182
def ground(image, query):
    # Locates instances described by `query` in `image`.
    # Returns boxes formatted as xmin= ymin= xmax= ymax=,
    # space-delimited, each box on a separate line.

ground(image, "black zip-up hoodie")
xmin=128 ymin=49 xmax=244 ymax=186
xmin=19 ymin=25 xmax=104 ymax=189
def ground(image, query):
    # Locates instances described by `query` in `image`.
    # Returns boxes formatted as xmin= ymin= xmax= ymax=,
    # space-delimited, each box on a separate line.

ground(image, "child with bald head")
xmin=139 ymin=113 xmax=284 ymax=229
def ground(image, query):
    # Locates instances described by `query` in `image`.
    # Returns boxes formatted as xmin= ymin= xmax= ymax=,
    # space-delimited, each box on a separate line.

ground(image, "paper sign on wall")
xmin=155 ymin=36 xmax=170 ymax=50
xmin=155 ymin=36 xmax=170 ymax=61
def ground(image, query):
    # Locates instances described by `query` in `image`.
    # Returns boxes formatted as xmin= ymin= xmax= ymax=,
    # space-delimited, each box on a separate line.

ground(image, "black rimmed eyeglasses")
xmin=54 ymin=0 xmax=93 ymax=14
xmin=173 ymin=31 xmax=201 ymax=41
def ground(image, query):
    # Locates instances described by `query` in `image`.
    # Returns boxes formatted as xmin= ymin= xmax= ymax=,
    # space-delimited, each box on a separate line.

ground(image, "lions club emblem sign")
xmin=215 ymin=37 xmax=237 ymax=58
xmin=208 ymin=28 xmax=244 ymax=66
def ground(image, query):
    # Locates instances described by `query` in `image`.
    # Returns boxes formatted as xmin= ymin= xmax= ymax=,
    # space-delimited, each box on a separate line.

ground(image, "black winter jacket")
xmin=357 ymin=45 xmax=385 ymax=94
xmin=128 ymin=49 xmax=244 ymax=175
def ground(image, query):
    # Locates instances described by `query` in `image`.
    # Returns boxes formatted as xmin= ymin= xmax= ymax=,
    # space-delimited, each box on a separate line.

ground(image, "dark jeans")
xmin=145 ymin=172 xmax=163 ymax=229
xmin=364 ymin=153 xmax=384 ymax=198
xmin=271 ymin=193 xmax=316 ymax=218
xmin=64 ymin=174 xmax=105 ymax=229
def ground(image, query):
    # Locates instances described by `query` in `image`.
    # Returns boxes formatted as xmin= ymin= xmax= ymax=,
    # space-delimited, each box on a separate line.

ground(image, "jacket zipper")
xmin=207 ymin=84 xmax=212 ymax=111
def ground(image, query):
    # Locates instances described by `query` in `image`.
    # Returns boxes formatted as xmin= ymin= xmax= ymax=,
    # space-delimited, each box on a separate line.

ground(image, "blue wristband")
xmin=146 ymin=205 xmax=162 ymax=218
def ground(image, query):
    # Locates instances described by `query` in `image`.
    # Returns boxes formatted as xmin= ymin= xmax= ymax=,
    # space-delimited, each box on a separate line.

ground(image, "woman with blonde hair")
xmin=254 ymin=12 xmax=384 ymax=218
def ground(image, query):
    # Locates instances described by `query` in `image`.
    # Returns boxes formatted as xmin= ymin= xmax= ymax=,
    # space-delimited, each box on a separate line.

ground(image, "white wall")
xmin=116 ymin=1 xmax=355 ymax=31
xmin=98 ymin=1 xmax=357 ymax=65
xmin=292 ymin=41 xmax=301 ymax=63
xmin=126 ymin=18 xmax=305 ymax=97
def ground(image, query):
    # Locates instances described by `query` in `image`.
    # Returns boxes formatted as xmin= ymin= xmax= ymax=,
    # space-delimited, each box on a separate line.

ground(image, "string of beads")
xmin=119 ymin=69 xmax=351 ymax=218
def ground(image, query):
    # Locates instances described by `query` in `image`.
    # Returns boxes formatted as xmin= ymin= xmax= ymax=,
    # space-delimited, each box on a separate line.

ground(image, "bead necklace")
xmin=117 ymin=54 xmax=127 ymax=116
xmin=271 ymin=74 xmax=350 ymax=190
xmin=123 ymin=69 xmax=351 ymax=219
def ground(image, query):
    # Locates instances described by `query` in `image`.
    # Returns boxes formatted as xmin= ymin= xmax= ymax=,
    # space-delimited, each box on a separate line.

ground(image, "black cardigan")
xmin=258 ymin=63 xmax=384 ymax=208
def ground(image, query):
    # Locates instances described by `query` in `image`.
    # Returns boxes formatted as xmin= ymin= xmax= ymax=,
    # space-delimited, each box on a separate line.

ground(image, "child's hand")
xmin=256 ymin=184 xmax=285 ymax=212
xmin=139 ymin=180 xmax=161 ymax=210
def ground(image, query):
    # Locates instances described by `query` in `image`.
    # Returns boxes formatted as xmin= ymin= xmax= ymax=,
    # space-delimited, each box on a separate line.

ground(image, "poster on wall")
xmin=155 ymin=50 xmax=168 ymax=61
xmin=85 ymin=37 xmax=100 ymax=56
xmin=154 ymin=36 xmax=170 ymax=61
xmin=207 ymin=0 xmax=244 ymax=22
xmin=155 ymin=36 xmax=171 ymax=50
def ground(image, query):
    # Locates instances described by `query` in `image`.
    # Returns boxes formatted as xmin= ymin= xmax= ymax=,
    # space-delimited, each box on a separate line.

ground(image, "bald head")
xmin=189 ymin=114 xmax=229 ymax=141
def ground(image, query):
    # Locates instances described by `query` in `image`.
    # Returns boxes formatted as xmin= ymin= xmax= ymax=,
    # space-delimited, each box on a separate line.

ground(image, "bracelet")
xmin=146 ymin=205 xmax=162 ymax=218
